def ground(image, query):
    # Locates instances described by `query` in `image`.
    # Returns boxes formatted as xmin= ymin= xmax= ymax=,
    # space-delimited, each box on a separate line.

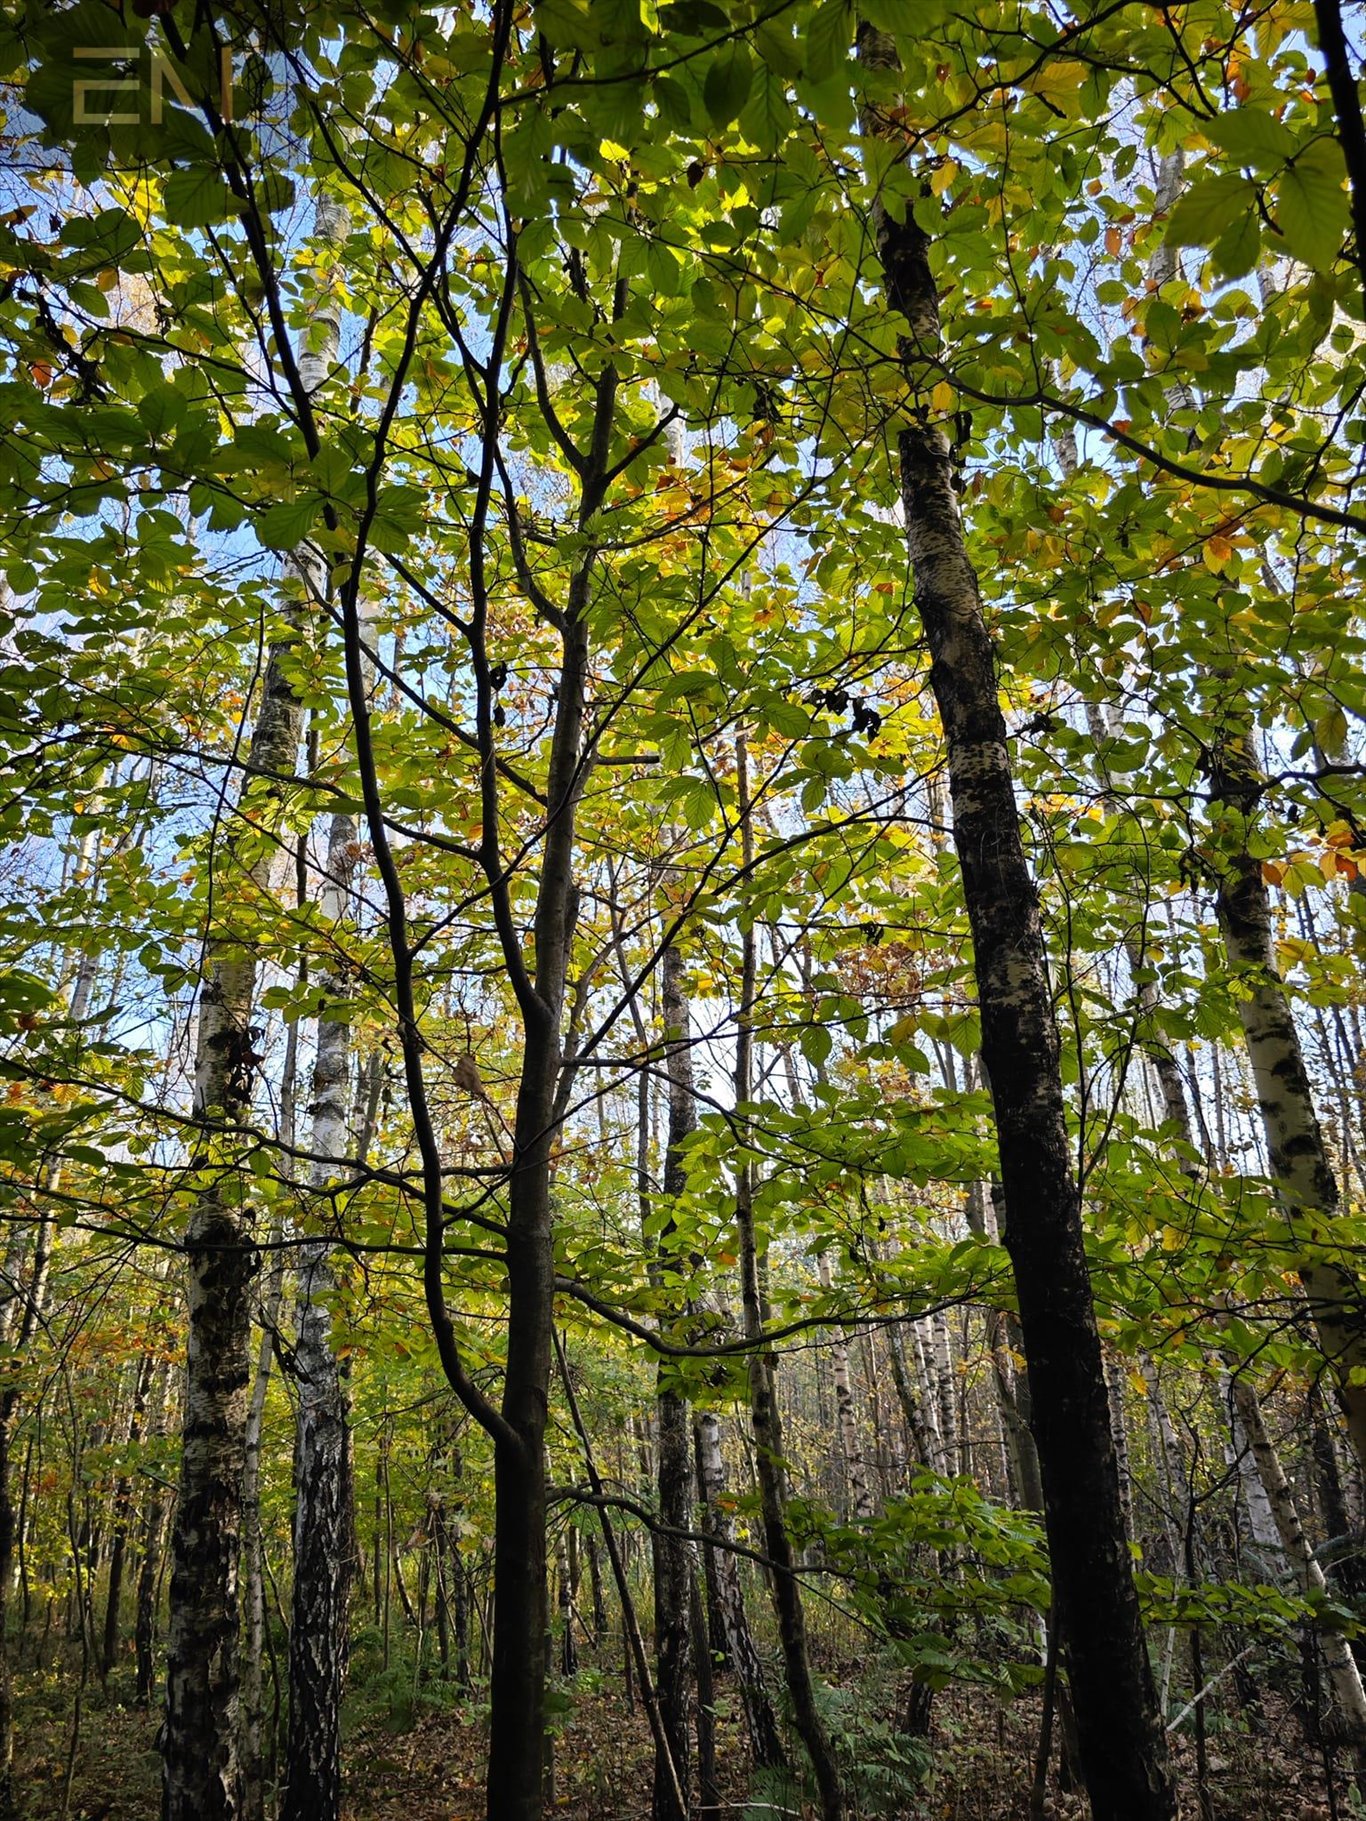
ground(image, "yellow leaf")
xmin=1203 ymin=534 xmax=1232 ymax=571
xmin=930 ymin=379 xmax=954 ymax=413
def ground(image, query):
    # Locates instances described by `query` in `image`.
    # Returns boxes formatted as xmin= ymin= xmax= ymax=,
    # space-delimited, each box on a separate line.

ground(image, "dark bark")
xmin=733 ymin=738 xmax=844 ymax=1821
xmin=1312 ymin=0 xmax=1366 ymax=318
xmin=694 ymin=1410 xmax=785 ymax=1769
xmin=0 ymin=1189 xmax=56 ymax=1816
xmin=102 ymin=1355 xmax=155 ymax=1680
xmin=691 ymin=1569 xmax=719 ymax=1821
xmin=651 ymin=1390 xmax=693 ymax=1821
xmin=0 ymin=1403 xmax=17 ymax=1821
xmin=652 ymin=942 xmax=696 ymax=1821
xmin=860 ymin=30 xmax=1175 ymax=1820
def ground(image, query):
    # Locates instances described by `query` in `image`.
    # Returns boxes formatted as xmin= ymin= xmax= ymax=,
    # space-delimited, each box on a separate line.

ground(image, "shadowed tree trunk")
xmin=734 ymin=736 xmax=844 ymax=1821
xmin=651 ymin=941 xmax=695 ymax=1821
xmin=858 ymin=28 xmax=1176 ymax=1820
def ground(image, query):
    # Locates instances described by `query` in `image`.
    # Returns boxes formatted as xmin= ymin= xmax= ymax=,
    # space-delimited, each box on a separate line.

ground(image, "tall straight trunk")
xmin=651 ymin=1387 xmax=693 ymax=1821
xmin=162 ymin=193 xmax=347 ymax=1821
xmin=1227 ymin=1375 xmax=1366 ymax=1745
xmin=859 ymin=31 xmax=1175 ymax=1820
xmin=282 ymin=801 xmax=360 ymax=1821
xmin=1210 ymin=719 xmax=1366 ymax=1470
xmin=102 ymin=1353 xmax=156 ymax=1679
xmin=482 ymin=365 xmax=613 ymax=1817
xmin=243 ymin=984 xmax=299 ymax=1821
xmin=815 ymin=1254 xmax=873 ymax=1520
xmin=241 ymin=1229 xmax=286 ymax=1821
xmin=135 ymin=1364 xmax=174 ymax=1710
xmin=734 ymin=737 xmax=844 ymax=1821
xmin=693 ymin=1411 xmax=785 ymax=1768
xmin=652 ymin=942 xmax=695 ymax=1821
xmin=0 ymin=1196 xmax=54 ymax=1821
xmin=929 ymin=1308 xmax=958 ymax=1474
xmin=1221 ymin=1372 xmax=1284 ymax=1563
xmin=884 ymin=1311 xmax=940 ymax=1473
xmin=964 ymin=1182 xmax=1041 ymax=1510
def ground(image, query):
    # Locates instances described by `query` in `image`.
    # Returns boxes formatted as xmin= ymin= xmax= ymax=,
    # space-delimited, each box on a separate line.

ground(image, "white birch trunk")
xmin=162 ymin=191 xmax=349 ymax=1821
xmin=1228 ymin=1375 xmax=1366 ymax=1745
xmin=816 ymin=1253 xmax=873 ymax=1520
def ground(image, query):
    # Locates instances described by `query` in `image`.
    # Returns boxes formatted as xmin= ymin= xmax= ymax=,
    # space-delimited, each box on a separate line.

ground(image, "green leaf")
xmin=659 ymin=0 xmax=730 ymax=32
xmin=257 ymin=494 xmax=321 ymax=549
xmin=1205 ymin=109 xmax=1294 ymax=170
xmin=805 ymin=0 xmax=851 ymax=82
xmin=503 ymin=103 xmax=556 ymax=210
xmin=1211 ymin=209 xmax=1261 ymax=278
xmin=1165 ymin=173 xmax=1256 ymax=248
xmin=1277 ymin=140 xmax=1349 ymax=273
xmin=740 ymin=64 xmax=789 ymax=152
xmin=256 ymin=169 xmax=296 ymax=215
xmin=136 ymin=384 xmax=186 ymax=440
xmin=653 ymin=73 xmax=694 ymax=133
xmin=163 ymin=165 xmax=241 ymax=230
xmin=702 ymin=44 xmax=753 ymax=126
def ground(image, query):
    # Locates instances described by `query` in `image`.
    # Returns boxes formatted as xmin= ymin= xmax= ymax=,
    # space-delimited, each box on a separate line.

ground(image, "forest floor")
xmin=12 ymin=1667 xmax=1351 ymax=1821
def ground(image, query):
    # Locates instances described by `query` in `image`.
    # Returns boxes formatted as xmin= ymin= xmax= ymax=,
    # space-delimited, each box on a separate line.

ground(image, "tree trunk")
xmin=1221 ymin=1371 xmax=1284 ymax=1566
xmin=651 ymin=942 xmax=696 ymax=1821
xmin=693 ymin=1411 xmax=786 ymax=1769
xmin=816 ymin=1254 xmax=873 ymax=1521
xmin=102 ymin=1354 xmax=155 ymax=1680
xmin=0 ymin=1158 xmax=61 ymax=1816
xmin=734 ymin=736 xmax=844 ymax=1821
xmin=1210 ymin=717 xmax=1366 ymax=1471
xmin=242 ymin=1212 xmax=289 ymax=1821
xmin=160 ymin=192 xmax=347 ymax=1821
xmin=283 ymin=802 xmax=360 ymax=1821
xmin=135 ymin=1365 xmax=174 ymax=1710
xmin=1228 ymin=1374 xmax=1366 ymax=1746
xmin=859 ymin=31 xmax=1175 ymax=1820
xmin=652 ymin=1388 xmax=693 ymax=1821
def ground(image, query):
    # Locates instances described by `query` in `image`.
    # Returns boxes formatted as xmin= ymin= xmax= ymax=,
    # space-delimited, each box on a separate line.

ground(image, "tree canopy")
xmin=0 ymin=1 xmax=1364 ymax=1818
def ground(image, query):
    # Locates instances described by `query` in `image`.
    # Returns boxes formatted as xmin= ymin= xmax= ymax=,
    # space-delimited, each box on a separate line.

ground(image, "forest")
xmin=0 ymin=0 xmax=1364 ymax=1817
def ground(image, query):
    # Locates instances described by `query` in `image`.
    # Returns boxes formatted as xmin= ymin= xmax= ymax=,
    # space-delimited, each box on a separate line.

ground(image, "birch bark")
xmin=161 ymin=191 xmax=348 ymax=1821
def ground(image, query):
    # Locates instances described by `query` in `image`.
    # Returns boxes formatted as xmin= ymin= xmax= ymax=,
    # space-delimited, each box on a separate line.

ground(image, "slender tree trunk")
xmin=102 ymin=1354 xmax=155 ymax=1680
xmin=859 ymin=31 xmax=1175 ymax=1819
xmin=816 ymin=1254 xmax=873 ymax=1521
xmin=734 ymin=736 xmax=844 ymax=1821
xmin=135 ymin=1366 xmax=174 ymax=1710
xmin=0 ymin=1160 xmax=61 ymax=1817
xmin=161 ymin=193 xmax=347 ymax=1821
xmin=651 ymin=942 xmax=696 ymax=1821
xmin=1220 ymin=1371 xmax=1284 ymax=1566
xmin=652 ymin=1386 xmax=693 ymax=1821
xmin=693 ymin=1411 xmax=785 ymax=1768
xmin=1210 ymin=717 xmax=1366 ymax=1471
xmin=1228 ymin=1374 xmax=1366 ymax=1747
xmin=283 ymin=801 xmax=360 ymax=1821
